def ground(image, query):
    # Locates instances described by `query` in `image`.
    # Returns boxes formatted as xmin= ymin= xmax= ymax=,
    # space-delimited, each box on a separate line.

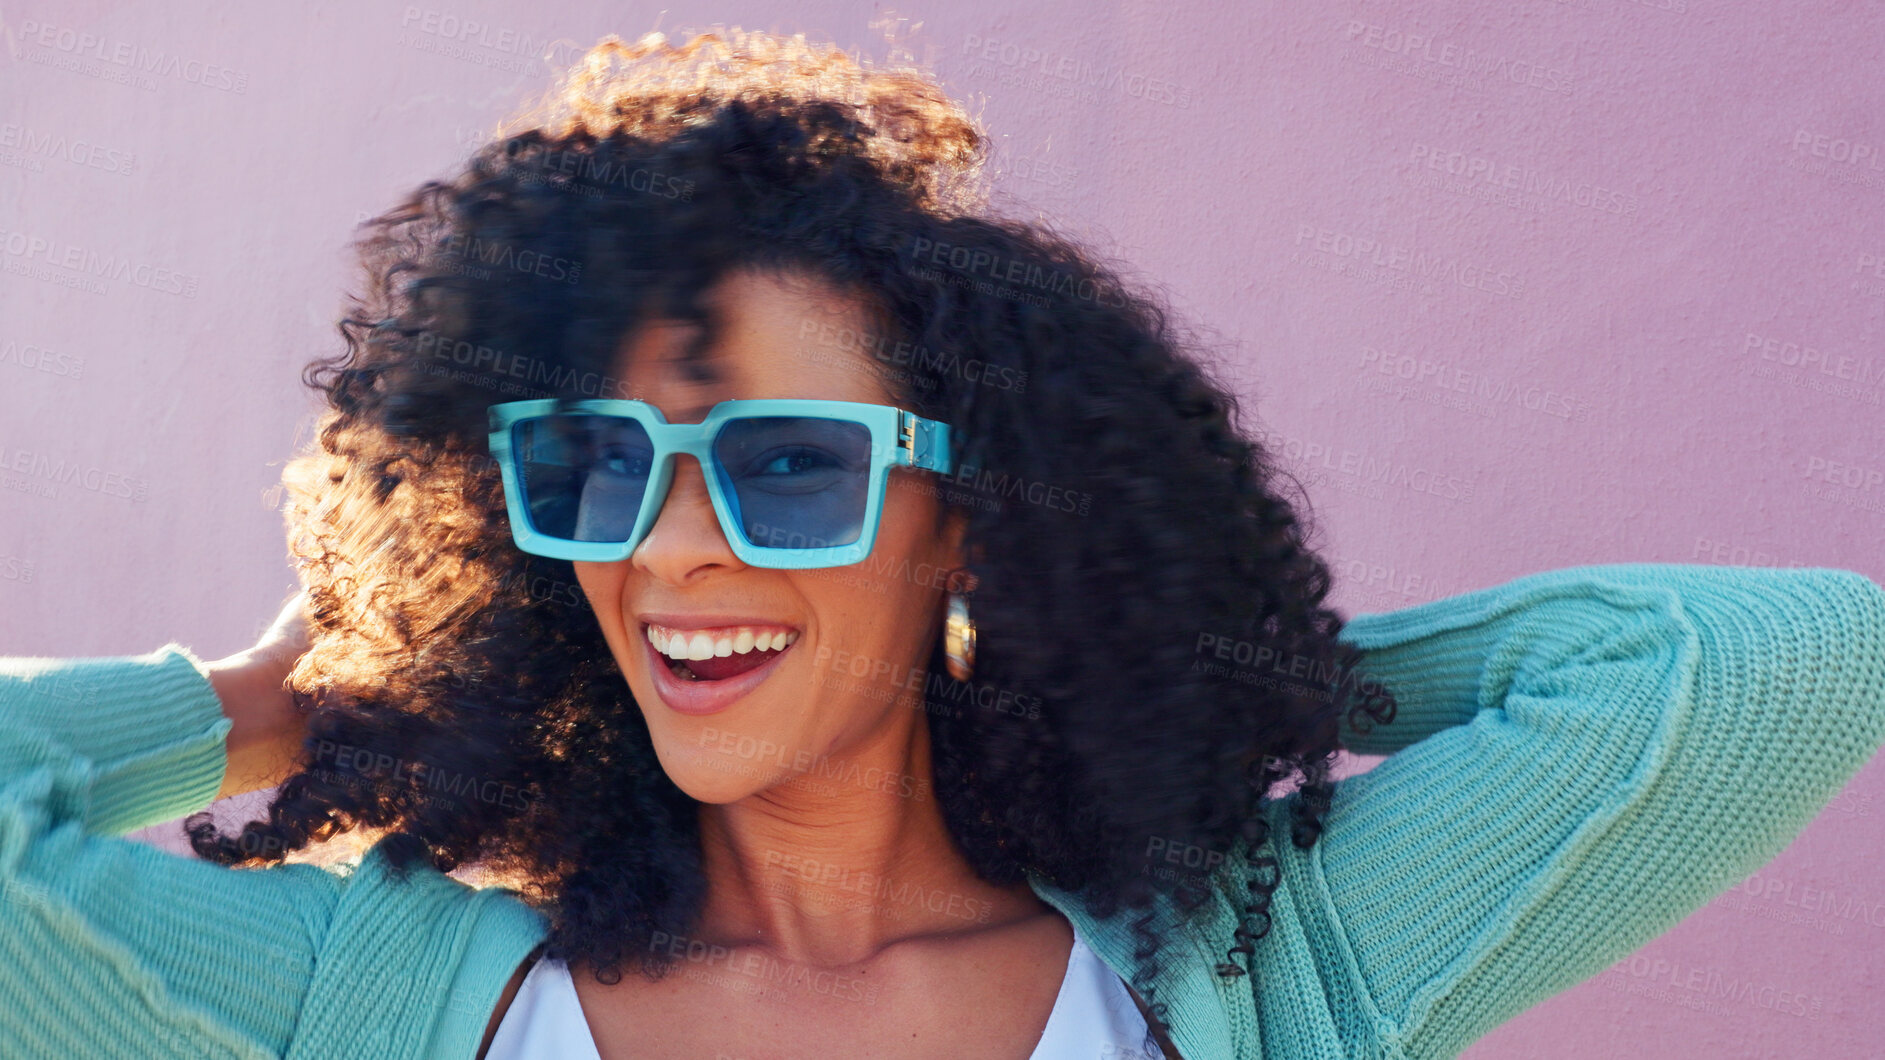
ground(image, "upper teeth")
xmin=646 ymin=624 xmax=799 ymax=661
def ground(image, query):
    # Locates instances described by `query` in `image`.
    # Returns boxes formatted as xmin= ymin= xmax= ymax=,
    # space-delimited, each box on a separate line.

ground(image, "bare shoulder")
xmin=477 ymin=944 xmax=546 ymax=1060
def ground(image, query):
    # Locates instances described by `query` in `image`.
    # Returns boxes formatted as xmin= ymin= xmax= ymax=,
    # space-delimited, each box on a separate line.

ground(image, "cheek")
xmin=572 ymin=563 xmax=627 ymax=634
xmin=854 ymin=508 xmax=953 ymax=638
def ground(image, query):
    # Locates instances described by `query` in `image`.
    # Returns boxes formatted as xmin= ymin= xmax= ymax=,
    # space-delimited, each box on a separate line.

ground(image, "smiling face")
xmin=572 ymin=266 xmax=966 ymax=804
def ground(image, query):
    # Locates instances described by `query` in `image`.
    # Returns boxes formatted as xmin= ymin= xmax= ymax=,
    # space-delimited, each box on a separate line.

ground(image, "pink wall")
xmin=3 ymin=2 xmax=1880 ymax=1055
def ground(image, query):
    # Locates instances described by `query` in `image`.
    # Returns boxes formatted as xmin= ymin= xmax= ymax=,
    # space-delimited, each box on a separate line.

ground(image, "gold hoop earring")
xmin=943 ymin=591 xmax=976 ymax=682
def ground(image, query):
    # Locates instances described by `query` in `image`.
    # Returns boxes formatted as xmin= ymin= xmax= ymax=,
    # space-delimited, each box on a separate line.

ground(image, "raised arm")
xmin=202 ymin=590 xmax=316 ymax=801
xmin=1313 ymin=563 xmax=1885 ymax=1059
xmin=0 ymin=643 xmax=340 ymax=1056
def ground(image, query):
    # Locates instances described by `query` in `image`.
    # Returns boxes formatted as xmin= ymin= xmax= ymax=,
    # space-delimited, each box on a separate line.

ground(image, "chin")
xmin=650 ymin=740 xmax=774 ymax=804
xmin=667 ymin=769 xmax=757 ymax=804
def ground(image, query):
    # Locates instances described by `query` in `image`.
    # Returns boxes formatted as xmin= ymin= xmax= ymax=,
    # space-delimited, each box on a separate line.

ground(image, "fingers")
xmin=253 ymin=589 xmax=313 ymax=667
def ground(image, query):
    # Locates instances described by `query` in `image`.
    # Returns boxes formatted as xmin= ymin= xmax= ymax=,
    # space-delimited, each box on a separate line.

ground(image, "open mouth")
xmin=645 ymin=622 xmax=801 ymax=682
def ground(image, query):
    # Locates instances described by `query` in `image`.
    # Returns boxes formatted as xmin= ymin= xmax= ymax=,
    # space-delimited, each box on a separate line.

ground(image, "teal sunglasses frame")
xmin=486 ymin=398 xmax=955 ymax=568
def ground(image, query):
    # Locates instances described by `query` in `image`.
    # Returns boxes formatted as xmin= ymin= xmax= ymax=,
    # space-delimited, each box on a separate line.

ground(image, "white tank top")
xmin=486 ymin=925 xmax=1159 ymax=1058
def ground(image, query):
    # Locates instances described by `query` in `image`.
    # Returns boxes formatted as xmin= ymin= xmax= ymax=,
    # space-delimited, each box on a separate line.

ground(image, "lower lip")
xmin=643 ymin=628 xmax=796 ymax=716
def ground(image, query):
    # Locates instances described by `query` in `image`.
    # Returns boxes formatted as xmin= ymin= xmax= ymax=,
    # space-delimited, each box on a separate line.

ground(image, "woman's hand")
xmin=205 ymin=590 xmax=315 ymax=800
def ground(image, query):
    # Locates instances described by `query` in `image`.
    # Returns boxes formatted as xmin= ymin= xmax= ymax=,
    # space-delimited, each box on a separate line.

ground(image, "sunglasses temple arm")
xmin=901 ymin=412 xmax=954 ymax=473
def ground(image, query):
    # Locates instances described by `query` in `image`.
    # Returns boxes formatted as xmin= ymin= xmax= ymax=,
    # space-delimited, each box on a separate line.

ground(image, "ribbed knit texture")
xmin=4 ymin=563 xmax=1883 ymax=1058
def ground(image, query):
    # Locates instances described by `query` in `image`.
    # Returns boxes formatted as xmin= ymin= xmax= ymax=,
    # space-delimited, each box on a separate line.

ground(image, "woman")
xmin=4 ymin=29 xmax=1884 ymax=1060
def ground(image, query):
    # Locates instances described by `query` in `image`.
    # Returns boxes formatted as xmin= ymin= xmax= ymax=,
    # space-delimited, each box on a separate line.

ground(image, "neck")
xmin=692 ymin=711 xmax=1040 ymax=966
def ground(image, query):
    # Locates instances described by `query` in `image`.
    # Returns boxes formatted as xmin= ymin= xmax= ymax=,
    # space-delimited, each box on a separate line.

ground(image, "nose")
xmin=632 ymin=453 xmax=745 ymax=584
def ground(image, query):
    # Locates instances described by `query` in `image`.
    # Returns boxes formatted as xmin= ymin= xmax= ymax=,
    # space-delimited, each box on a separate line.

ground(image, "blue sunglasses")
xmin=487 ymin=398 xmax=955 ymax=568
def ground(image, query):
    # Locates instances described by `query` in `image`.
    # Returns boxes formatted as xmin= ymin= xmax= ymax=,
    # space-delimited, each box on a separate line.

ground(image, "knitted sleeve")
xmin=0 ymin=642 xmax=341 ymax=1058
xmin=1316 ymin=563 xmax=1885 ymax=1059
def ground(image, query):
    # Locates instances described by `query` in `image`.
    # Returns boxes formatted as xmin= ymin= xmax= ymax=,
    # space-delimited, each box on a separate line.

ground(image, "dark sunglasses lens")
xmin=513 ymin=415 xmax=653 ymax=543
xmin=712 ymin=417 xmax=873 ymax=549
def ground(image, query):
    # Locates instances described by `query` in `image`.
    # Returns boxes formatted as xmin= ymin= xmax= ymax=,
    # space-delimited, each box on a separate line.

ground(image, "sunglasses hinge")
xmin=897 ymin=411 xmax=953 ymax=473
xmin=898 ymin=414 xmax=917 ymax=464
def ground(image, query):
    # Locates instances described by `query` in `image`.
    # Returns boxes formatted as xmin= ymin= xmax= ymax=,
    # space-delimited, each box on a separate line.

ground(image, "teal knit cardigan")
xmin=4 ymin=562 xmax=1883 ymax=1059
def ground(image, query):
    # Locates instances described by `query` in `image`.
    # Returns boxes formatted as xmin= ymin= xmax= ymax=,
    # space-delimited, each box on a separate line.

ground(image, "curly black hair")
xmin=185 ymin=29 xmax=1396 ymax=1048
